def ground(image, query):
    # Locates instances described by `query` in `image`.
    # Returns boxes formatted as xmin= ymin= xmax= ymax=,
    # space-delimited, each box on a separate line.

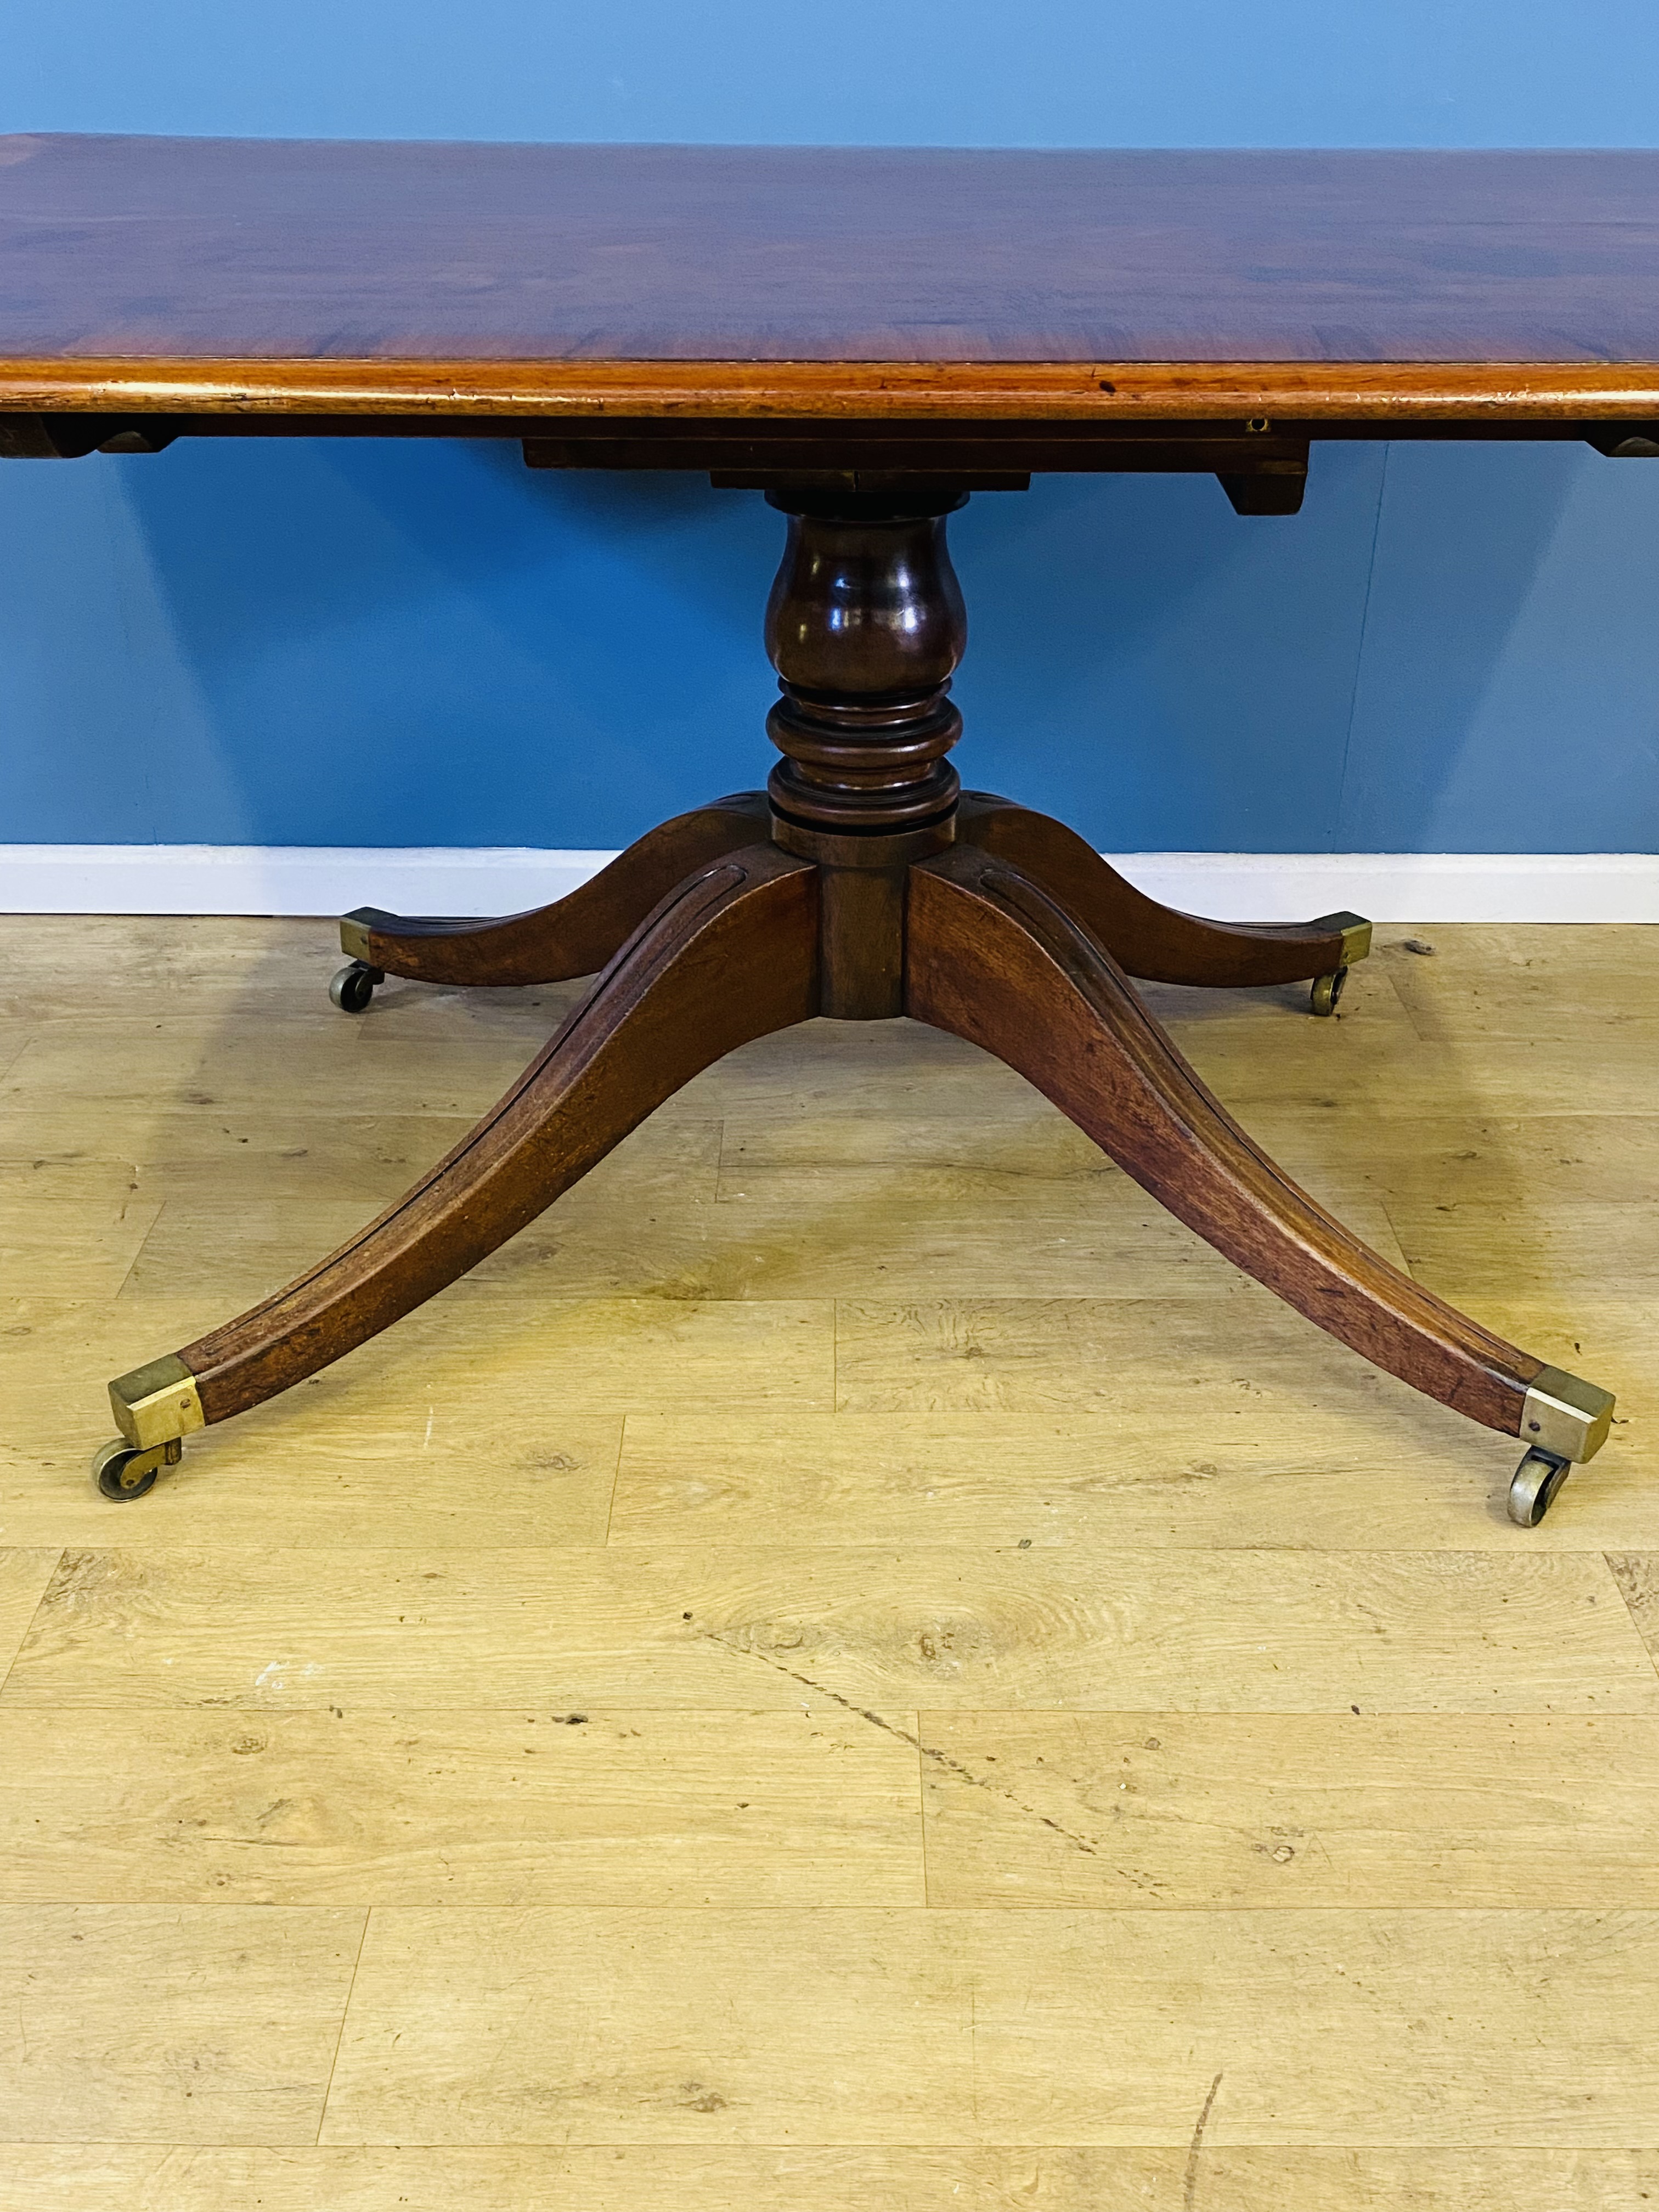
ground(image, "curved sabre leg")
xmin=906 ymin=843 xmax=1613 ymax=1481
xmin=958 ymin=791 xmax=1370 ymax=992
xmin=103 ymin=844 xmax=816 ymax=1474
xmin=337 ymin=792 xmax=770 ymax=988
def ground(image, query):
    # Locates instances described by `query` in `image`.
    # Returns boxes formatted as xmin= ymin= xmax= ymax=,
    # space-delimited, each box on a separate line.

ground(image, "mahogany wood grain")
xmin=6 ymin=138 xmax=1659 ymax=425
xmin=956 ymin=794 xmax=1355 ymax=988
xmin=905 ymin=843 xmax=1545 ymax=1438
xmin=7 ymin=137 xmax=1659 ymax=366
xmin=345 ymin=794 xmax=769 ymax=986
xmin=176 ymin=844 xmax=817 ymax=1425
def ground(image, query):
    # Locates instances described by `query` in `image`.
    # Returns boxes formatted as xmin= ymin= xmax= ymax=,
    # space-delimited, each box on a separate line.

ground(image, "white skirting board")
xmin=1 ymin=845 xmax=1657 ymax=923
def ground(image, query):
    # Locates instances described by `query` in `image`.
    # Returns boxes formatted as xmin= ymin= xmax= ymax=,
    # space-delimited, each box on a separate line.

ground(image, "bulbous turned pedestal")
xmin=763 ymin=488 xmax=968 ymax=838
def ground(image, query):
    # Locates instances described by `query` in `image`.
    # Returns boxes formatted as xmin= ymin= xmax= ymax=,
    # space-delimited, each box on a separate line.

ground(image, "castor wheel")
xmin=330 ymin=960 xmax=385 ymax=1014
xmin=1508 ymin=1446 xmax=1573 ymax=1527
xmin=92 ymin=1435 xmax=182 ymax=1502
xmin=1309 ymin=966 xmax=1348 ymax=1017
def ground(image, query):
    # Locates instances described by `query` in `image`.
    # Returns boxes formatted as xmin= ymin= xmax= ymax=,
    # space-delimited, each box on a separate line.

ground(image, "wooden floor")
xmin=0 ymin=915 xmax=1657 ymax=2209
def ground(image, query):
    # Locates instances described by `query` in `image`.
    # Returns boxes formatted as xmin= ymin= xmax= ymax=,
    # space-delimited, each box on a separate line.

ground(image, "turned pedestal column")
xmin=763 ymin=487 xmax=967 ymax=1018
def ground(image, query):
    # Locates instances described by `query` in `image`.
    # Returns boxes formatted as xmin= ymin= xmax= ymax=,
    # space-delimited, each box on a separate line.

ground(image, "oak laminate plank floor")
xmin=318 ymin=1904 xmax=1659 ymax=2147
xmin=824 ymin=1290 xmax=1492 ymax=1418
xmin=1386 ymin=1201 xmax=1659 ymax=1306
xmin=611 ymin=1409 xmax=1659 ymax=1550
xmin=703 ymin=1163 xmax=1414 ymax=1296
xmin=4 ymin=1542 xmax=1649 ymax=1713
xmin=1381 ymin=923 xmax=1659 ymax=1042
xmin=0 ymin=1295 xmax=626 ymax=1550
xmin=116 ymin=1121 xmax=727 ymax=1306
xmin=0 ymin=1549 xmax=64 ymax=1679
xmin=7 ymin=1279 xmax=834 ymax=1438
xmin=0 ymin=1018 xmax=515 ymax=1126
xmin=1241 ymin=1109 xmax=1659 ymax=1209
xmin=0 ymin=1707 xmax=924 ymax=1906
xmin=917 ymin=1711 xmax=1659 ymax=1908
xmin=1172 ymin=1025 xmax=1659 ymax=1118
xmin=0 ymin=1169 xmax=164 ymax=1301
xmin=1610 ymin=1556 xmax=1659 ymax=1661
xmin=0 ymin=1904 xmax=364 ymax=2144
xmin=1 ymin=2143 xmax=1656 ymax=2211
xmin=718 ymin=1097 xmax=1524 ymax=1271
xmin=0 ymin=1429 xmax=625 ymax=1551
xmin=0 ymin=917 xmax=1655 ymax=2208
xmin=0 ymin=1032 xmax=33 ymax=1087
xmin=1164 ymin=951 xmax=1659 ymax=1115
xmin=0 ymin=1104 xmax=485 ymax=1177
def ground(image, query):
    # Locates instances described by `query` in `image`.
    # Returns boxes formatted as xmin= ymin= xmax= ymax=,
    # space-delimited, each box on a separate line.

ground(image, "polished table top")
xmin=4 ymin=135 xmax=1659 ymax=426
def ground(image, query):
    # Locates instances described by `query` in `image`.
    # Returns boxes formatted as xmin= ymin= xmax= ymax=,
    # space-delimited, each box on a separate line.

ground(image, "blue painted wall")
xmin=5 ymin=1 xmax=1659 ymax=853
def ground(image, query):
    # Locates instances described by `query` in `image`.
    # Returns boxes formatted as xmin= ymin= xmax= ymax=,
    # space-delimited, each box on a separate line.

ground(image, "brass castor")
xmin=1309 ymin=966 xmax=1348 ymax=1018
xmin=330 ymin=960 xmax=385 ymax=1014
xmin=92 ymin=1435 xmax=183 ymax=1502
xmin=1508 ymin=1446 xmax=1572 ymax=1527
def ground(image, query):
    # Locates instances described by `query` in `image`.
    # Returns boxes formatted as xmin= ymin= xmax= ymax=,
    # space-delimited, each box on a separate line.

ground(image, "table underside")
xmin=8 ymin=401 xmax=1658 ymax=527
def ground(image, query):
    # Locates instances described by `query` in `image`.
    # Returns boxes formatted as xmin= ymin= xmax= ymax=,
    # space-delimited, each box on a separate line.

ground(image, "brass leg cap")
xmin=1522 ymin=1365 xmax=1615 ymax=1463
xmin=109 ymin=1354 xmax=205 ymax=1451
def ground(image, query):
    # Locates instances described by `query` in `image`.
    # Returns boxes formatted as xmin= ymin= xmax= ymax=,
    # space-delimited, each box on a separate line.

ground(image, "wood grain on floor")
xmin=0 ymin=916 xmax=1655 ymax=2210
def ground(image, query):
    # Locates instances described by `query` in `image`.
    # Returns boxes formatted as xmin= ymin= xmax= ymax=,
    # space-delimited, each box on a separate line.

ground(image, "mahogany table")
xmin=4 ymin=136 xmax=1649 ymax=1522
